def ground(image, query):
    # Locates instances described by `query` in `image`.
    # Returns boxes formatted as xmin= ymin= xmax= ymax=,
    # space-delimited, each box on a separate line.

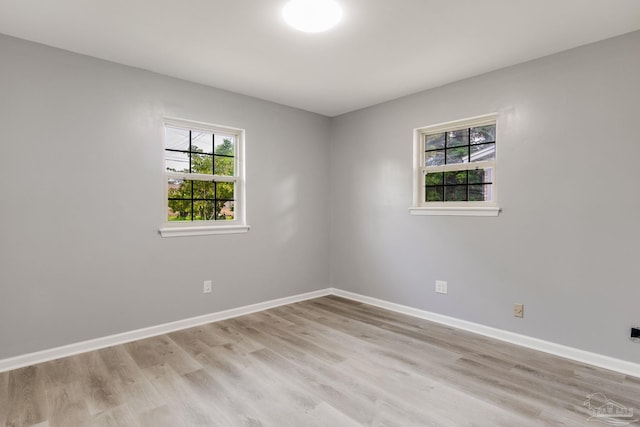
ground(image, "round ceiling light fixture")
xmin=282 ymin=0 xmax=342 ymax=33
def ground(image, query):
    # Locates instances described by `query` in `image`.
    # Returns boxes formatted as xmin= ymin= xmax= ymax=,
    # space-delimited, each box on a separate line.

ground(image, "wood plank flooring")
xmin=1 ymin=296 xmax=639 ymax=426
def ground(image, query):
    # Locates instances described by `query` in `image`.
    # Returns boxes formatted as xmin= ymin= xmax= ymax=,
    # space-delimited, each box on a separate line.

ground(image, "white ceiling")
xmin=1 ymin=1 xmax=639 ymax=117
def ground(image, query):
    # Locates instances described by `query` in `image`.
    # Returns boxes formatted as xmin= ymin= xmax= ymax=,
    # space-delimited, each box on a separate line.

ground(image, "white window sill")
xmin=409 ymin=206 xmax=501 ymax=217
xmin=159 ymin=224 xmax=251 ymax=237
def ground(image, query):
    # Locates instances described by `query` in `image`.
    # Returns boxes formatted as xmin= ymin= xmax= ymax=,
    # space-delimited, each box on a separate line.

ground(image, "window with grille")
xmin=160 ymin=118 xmax=249 ymax=237
xmin=410 ymin=114 xmax=500 ymax=216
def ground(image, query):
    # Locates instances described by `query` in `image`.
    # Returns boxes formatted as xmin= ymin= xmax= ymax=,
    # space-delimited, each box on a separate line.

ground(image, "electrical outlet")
xmin=435 ymin=280 xmax=447 ymax=294
xmin=203 ymin=280 xmax=212 ymax=294
xmin=513 ymin=303 xmax=524 ymax=318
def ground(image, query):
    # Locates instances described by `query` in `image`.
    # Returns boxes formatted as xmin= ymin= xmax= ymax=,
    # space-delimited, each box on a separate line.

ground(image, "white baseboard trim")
xmin=331 ymin=288 xmax=640 ymax=378
xmin=0 ymin=288 xmax=331 ymax=373
xmin=2 ymin=287 xmax=638 ymax=378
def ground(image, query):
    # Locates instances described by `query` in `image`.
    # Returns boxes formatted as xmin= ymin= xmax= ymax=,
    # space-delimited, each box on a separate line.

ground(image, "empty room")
xmin=1 ymin=0 xmax=640 ymax=426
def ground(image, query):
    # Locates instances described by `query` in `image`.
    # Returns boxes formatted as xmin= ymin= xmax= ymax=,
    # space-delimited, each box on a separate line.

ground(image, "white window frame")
xmin=159 ymin=117 xmax=250 ymax=237
xmin=409 ymin=113 xmax=500 ymax=217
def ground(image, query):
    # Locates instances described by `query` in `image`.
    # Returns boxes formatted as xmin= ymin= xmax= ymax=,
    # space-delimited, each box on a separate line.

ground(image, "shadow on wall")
xmin=275 ymin=175 xmax=299 ymax=244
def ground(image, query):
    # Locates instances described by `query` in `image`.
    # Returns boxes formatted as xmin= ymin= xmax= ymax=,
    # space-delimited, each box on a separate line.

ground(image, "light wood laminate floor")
xmin=1 ymin=296 xmax=639 ymax=426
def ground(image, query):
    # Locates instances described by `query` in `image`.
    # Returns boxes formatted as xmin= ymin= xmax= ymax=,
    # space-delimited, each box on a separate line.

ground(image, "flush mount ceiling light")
xmin=282 ymin=0 xmax=342 ymax=33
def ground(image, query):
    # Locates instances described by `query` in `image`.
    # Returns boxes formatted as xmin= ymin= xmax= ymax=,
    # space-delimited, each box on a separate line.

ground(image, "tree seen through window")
xmin=165 ymin=128 xmax=236 ymax=221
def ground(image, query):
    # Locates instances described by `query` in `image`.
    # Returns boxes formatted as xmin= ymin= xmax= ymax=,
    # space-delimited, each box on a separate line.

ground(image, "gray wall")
xmin=330 ymin=30 xmax=640 ymax=363
xmin=0 ymin=34 xmax=331 ymax=359
xmin=2 ymin=30 xmax=640 ymax=364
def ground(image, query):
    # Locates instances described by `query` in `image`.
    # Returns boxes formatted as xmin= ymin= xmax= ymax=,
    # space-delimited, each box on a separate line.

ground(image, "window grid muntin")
xmin=421 ymin=121 xmax=496 ymax=204
xmin=165 ymin=131 xmax=235 ymax=176
xmin=424 ymin=170 xmax=493 ymax=202
xmin=168 ymin=181 xmax=235 ymax=221
xmin=424 ymin=126 xmax=496 ymax=167
xmin=165 ymin=127 xmax=238 ymax=222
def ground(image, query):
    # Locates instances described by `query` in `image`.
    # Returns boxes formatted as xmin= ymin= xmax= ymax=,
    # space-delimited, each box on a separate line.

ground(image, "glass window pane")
xmin=168 ymin=177 xmax=191 ymax=200
xmin=470 ymin=125 xmax=496 ymax=144
xmin=468 ymin=167 xmax=493 ymax=184
xmin=469 ymin=184 xmax=492 ymax=201
xmin=446 ymin=147 xmax=468 ymax=164
xmin=218 ymin=201 xmax=235 ymax=220
xmin=193 ymin=180 xmax=215 ymax=199
xmin=214 ymin=155 xmax=235 ymax=176
xmin=426 ymin=150 xmax=445 ymax=166
xmin=191 ymin=131 xmax=213 ymax=154
xmin=447 ymin=129 xmax=468 ymax=147
xmin=425 ymin=172 xmax=443 ymax=186
xmin=426 ymin=186 xmax=444 ymax=202
xmin=165 ymin=127 xmax=189 ymax=151
xmin=445 ymin=171 xmax=467 ymax=185
xmin=215 ymin=135 xmax=235 ymax=156
xmin=468 ymin=169 xmax=483 ymax=184
xmin=470 ymin=143 xmax=495 ymax=162
xmin=445 ymin=185 xmax=468 ymax=201
xmin=216 ymin=182 xmax=235 ymax=200
xmin=168 ymin=199 xmax=191 ymax=221
xmin=165 ymin=151 xmax=189 ymax=173
xmin=193 ymin=201 xmax=216 ymax=221
xmin=191 ymin=153 xmax=213 ymax=174
xmin=425 ymin=133 xmax=445 ymax=150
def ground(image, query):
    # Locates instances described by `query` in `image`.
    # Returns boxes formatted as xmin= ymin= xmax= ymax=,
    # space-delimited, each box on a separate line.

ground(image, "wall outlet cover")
xmin=435 ymin=280 xmax=448 ymax=294
xmin=513 ymin=303 xmax=524 ymax=318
